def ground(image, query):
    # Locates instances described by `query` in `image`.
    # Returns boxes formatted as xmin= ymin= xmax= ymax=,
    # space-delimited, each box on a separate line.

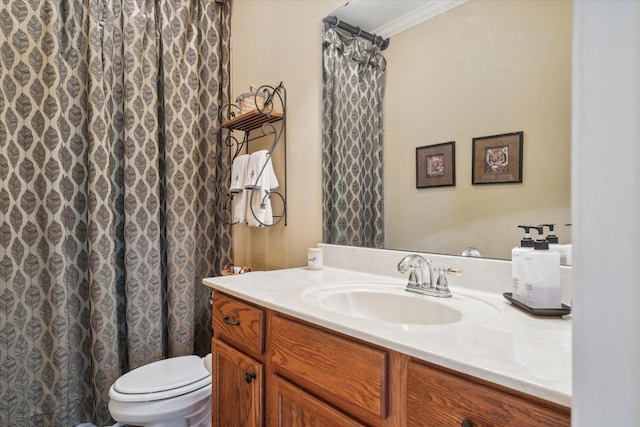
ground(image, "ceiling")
xmin=328 ymin=0 xmax=467 ymax=39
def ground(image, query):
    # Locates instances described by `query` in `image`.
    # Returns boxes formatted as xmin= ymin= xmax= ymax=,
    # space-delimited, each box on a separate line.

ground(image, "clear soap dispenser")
xmin=511 ymin=225 xmax=535 ymax=302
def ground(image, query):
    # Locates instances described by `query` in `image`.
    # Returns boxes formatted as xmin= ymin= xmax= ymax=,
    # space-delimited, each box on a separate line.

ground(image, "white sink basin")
xmin=301 ymin=282 xmax=499 ymax=325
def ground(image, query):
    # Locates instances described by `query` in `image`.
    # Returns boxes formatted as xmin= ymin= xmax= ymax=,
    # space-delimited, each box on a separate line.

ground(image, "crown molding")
xmin=373 ymin=0 xmax=468 ymax=39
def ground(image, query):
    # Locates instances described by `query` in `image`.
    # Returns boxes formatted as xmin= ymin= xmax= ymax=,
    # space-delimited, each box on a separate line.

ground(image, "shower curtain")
xmin=321 ymin=26 xmax=385 ymax=248
xmin=0 ymin=1 xmax=232 ymax=425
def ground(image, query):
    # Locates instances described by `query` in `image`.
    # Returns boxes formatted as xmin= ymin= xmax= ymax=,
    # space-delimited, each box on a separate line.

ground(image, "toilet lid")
xmin=113 ymin=355 xmax=210 ymax=397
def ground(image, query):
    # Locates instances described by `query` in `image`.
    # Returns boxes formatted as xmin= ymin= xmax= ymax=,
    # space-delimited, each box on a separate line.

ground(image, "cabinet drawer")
xmin=270 ymin=375 xmax=365 ymax=427
xmin=270 ymin=315 xmax=388 ymax=423
xmin=212 ymin=293 xmax=265 ymax=357
xmin=407 ymin=360 xmax=570 ymax=427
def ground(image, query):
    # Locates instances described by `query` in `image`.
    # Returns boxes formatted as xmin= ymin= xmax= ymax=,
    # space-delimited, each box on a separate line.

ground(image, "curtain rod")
xmin=323 ymin=16 xmax=390 ymax=51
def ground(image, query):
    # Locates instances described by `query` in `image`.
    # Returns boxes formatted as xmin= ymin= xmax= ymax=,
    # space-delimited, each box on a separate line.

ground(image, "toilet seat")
xmin=110 ymin=355 xmax=211 ymax=403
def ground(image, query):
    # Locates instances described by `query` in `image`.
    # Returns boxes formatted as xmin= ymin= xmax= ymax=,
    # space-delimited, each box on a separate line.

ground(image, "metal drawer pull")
xmin=461 ymin=419 xmax=474 ymax=427
xmin=222 ymin=315 xmax=240 ymax=326
xmin=244 ymin=372 xmax=256 ymax=383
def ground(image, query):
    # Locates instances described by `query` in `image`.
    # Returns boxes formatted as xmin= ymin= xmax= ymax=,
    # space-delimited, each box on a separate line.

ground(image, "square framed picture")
xmin=416 ymin=141 xmax=455 ymax=188
xmin=472 ymin=131 xmax=523 ymax=185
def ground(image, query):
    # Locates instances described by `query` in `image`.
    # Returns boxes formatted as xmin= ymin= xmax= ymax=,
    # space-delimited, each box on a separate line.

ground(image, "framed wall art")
xmin=416 ymin=141 xmax=455 ymax=188
xmin=472 ymin=131 xmax=523 ymax=185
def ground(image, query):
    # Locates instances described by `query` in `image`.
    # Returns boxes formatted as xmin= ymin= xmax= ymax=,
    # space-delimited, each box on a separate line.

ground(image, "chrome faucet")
xmin=397 ymin=255 xmax=452 ymax=298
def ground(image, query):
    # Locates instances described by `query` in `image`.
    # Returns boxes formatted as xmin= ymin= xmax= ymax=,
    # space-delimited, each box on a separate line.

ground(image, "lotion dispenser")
xmin=540 ymin=223 xmax=568 ymax=265
xmin=523 ymin=226 xmax=561 ymax=309
xmin=511 ymin=225 xmax=535 ymax=302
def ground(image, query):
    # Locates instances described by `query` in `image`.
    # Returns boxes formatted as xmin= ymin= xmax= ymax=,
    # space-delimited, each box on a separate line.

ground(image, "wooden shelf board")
xmin=222 ymin=110 xmax=283 ymax=132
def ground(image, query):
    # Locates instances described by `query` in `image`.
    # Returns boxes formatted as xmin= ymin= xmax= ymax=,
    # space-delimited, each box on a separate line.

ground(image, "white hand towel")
xmin=232 ymin=189 xmax=248 ymax=224
xmin=245 ymin=150 xmax=279 ymax=190
xmin=267 ymin=157 xmax=279 ymax=190
xmin=247 ymin=188 xmax=269 ymax=227
xmin=244 ymin=150 xmax=265 ymax=189
xmin=246 ymin=150 xmax=279 ymax=227
xmin=229 ymin=154 xmax=250 ymax=193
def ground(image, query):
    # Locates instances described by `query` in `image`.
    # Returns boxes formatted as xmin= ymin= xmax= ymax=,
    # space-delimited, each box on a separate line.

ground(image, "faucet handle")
xmin=407 ymin=266 xmax=420 ymax=287
xmin=435 ymin=267 xmax=449 ymax=291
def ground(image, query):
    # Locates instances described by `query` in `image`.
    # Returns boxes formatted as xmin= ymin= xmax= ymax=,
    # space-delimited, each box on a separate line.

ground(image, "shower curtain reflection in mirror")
xmin=321 ymin=26 xmax=386 ymax=248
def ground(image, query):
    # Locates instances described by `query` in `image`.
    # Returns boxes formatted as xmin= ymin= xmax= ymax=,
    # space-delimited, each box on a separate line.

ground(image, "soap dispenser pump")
xmin=511 ymin=225 xmax=536 ymax=302
xmin=540 ymin=223 xmax=559 ymax=243
xmin=523 ymin=226 xmax=561 ymax=309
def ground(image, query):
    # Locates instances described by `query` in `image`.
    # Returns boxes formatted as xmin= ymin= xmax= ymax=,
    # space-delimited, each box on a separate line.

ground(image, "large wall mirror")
xmin=325 ymin=0 xmax=572 ymax=261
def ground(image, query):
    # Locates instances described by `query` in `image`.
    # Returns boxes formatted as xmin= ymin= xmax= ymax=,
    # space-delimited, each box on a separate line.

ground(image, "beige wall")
xmin=384 ymin=0 xmax=572 ymax=259
xmin=230 ymin=1 xmax=343 ymax=270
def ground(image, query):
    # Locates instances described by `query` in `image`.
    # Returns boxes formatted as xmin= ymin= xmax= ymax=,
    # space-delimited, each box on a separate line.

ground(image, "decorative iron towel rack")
xmin=217 ymin=82 xmax=287 ymax=226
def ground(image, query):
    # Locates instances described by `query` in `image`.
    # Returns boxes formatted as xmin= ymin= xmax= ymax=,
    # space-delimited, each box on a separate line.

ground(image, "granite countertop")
xmin=202 ymin=266 xmax=571 ymax=407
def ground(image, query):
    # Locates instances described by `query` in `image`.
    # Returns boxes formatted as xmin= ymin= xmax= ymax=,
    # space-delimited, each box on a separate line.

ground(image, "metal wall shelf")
xmin=217 ymin=83 xmax=287 ymax=227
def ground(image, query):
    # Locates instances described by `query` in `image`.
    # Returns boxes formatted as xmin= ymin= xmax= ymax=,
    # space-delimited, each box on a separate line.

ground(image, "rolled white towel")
xmin=229 ymin=154 xmax=250 ymax=193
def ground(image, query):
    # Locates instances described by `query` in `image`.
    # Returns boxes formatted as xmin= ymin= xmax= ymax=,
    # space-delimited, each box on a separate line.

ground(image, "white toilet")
xmin=108 ymin=354 xmax=212 ymax=427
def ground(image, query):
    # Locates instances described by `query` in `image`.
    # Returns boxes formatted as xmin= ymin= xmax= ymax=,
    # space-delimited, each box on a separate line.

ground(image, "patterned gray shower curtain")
xmin=0 ymin=1 xmax=232 ymax=425
xmin=322 ymin=26 xmax=385 ymax=248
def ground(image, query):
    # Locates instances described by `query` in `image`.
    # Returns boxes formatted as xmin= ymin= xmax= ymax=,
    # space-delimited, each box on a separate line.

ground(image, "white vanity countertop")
xmin=202 ymin=266 xmax=571 ymax=407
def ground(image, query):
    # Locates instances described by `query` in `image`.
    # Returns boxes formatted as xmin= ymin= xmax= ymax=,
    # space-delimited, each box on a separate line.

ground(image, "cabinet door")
xmin=212 ymin=338 xmax=263 ymax=427
xmin=269 ymin=375 xmax=365 ymax=427
xmin=407 ymin=360 xmax=570 ymax=427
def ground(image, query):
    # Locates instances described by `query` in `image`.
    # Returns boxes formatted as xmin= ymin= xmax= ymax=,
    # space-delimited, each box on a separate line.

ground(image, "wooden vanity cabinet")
xmin=211 ymin=293 xmax=266 ymax=427
xmin=210 ymin=291 xmax=570 ymax=427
